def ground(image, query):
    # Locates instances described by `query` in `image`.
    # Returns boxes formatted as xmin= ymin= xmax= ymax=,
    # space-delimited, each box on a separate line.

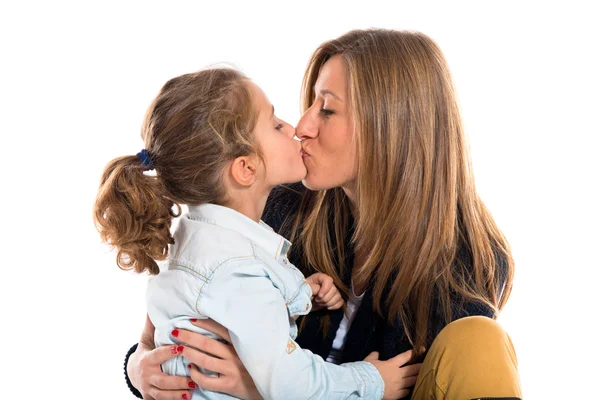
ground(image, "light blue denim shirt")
xmin=147 ymin=203 xmax=384 ymax=400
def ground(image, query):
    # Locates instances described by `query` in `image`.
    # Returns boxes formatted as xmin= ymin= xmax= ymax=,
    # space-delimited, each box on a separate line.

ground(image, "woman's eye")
xmin=320 ymin=108 xmax=334 ymax=117
xmin=275 ymin=123 xmax=284 ymax=131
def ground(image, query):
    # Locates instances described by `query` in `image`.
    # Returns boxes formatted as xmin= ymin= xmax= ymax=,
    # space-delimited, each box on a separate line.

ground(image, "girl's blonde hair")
xmin=292 ymin=29 xmax=514 ymax=352
xmin=94 ymin=68 xmax=260 ymax=275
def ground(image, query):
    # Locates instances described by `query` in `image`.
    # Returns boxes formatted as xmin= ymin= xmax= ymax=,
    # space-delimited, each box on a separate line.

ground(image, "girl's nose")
xmin=285 ymin=122 xmax=297 ymax=139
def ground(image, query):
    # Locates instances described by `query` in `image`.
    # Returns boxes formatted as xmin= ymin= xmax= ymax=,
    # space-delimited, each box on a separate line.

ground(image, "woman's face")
xmin=296 ymin=55 xmax=357 ymax=191
xmin=250 ymin=81 xmax=307 ymax=187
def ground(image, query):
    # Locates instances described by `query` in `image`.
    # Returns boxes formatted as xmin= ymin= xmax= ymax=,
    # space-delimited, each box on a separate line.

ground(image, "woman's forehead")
xmin=315 ymin=56 xmax=346 ymax=100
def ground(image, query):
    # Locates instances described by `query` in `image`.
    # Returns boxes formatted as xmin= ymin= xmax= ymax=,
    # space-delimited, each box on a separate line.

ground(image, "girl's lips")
xmin=301 ymin=149 xmax=310 ymax=158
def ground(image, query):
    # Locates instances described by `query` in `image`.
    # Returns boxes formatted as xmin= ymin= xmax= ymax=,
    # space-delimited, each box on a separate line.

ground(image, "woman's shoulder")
xmin=263 ymin=182 xmax=308 ymax=234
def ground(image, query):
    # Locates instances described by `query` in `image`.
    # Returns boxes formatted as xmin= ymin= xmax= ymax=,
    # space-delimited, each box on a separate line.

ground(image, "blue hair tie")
xmin=137 ymin=149 xmax=155 ymax=171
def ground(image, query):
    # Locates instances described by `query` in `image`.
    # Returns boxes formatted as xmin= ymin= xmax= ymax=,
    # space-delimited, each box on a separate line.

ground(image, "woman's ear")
xmin=230 ymin=155 xmax=259 ymax=186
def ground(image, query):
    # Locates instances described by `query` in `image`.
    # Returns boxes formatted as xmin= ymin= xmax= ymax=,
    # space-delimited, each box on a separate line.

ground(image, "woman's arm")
xmin=125 ymin=315 xmax=194 ymax=399
xmin=125 ymin=315 xmax=261 ymax=400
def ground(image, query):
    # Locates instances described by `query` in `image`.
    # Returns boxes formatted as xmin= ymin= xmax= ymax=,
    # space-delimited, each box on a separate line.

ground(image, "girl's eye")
xmin=275 ymin=123 xmax=284 ymax=131
xmin=320 ymin=108 xmax=334 ymax=117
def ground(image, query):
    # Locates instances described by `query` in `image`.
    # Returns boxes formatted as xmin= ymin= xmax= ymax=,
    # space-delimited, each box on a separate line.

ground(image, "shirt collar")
xmin=187 ymin=203 xmax=291 ymax=259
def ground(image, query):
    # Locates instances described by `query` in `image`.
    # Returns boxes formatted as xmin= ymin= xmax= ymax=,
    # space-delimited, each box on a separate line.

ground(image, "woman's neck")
xmin=343 ymin=180 xmax=369 ymax=294
xmin=342 ymin=180 xmax=358 ymax=218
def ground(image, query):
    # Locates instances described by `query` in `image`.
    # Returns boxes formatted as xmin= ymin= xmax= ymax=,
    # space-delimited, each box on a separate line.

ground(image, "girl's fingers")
xmin=326 ymin=296 xmax=344 ymax=310
xmin=401 ymin=362 xmax=422 ymax=377
xmin=326 ymin=292 xmax=342 ymax=306
xmin=390 ymin=349 xmax=413 ymax=367
xmin=316 ymin=275 xmax=333 ymax=297
xmin=329 ymin=299 xmax=345 ymax=310
xmin=401 ymin=374 xmax=418 ymax=388
xmin=317 ymin=287 xmax=337 ymax=304
xmin=364 ymin=351 xmax=380 ymax=362
xmin=191 ymin=318 xmax=232 ymax=343
xmin=308 ymin=282 xmax=321 ymax=297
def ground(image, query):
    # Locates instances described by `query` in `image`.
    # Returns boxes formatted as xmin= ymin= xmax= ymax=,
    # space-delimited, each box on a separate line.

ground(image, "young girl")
xmin=94 ymin=67 xmax=417 ymax=399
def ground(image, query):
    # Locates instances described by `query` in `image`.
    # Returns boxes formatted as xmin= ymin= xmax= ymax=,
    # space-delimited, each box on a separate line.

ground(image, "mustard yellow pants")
xmin=412 ymin=316 xmax=522 ymax=400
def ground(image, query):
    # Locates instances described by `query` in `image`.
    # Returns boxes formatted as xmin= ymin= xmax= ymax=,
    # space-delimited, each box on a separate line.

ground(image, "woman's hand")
xmin=186 ymin=318 xmax=262 ymax=400
xmin=306 ymin=272 xmax=345 ymax=311
xmin=364 ymin=350 xmax=422 ymax=400
xmin=128 ymin=315 xmax=196 ymax=400
xmin=128 ymin=316 xmax=261 ymax=400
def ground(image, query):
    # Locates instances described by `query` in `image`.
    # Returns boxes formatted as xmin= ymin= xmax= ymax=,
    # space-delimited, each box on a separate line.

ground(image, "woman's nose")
xmin=296 ymin=108 xmax=318 ymax=140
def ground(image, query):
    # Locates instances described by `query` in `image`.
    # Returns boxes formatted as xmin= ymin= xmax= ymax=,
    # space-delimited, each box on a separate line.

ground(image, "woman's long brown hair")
xmin=293 ymin=29 xmax=514 ymax=352
xmin=94 ymin=68 xmax=260 ymax=275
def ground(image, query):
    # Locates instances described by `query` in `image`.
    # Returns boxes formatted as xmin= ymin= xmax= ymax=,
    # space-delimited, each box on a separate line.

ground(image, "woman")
xmin=124 ymin=29 xmax=522 ymax=399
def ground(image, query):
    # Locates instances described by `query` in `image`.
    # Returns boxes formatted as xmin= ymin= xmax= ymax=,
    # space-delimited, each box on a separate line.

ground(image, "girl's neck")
xmin=225 ymin=185 xmax=271 ymax=223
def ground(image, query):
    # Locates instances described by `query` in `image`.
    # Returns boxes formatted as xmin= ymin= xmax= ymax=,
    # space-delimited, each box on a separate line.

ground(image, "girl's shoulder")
xmin=263 ymin=182 xmax=308 ymax=234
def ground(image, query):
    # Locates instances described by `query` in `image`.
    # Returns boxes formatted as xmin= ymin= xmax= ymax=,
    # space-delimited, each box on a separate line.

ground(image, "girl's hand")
xmin=306 ymin=272 xmax=345 ymax=311
xmin=364 ymin=350 xmax=422 ymax=400
xmin=187 ymin=318 xmax=262 ymax=400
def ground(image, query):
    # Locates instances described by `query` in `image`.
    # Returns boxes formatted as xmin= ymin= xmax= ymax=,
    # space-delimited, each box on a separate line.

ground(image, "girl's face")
xmin=250 ymin=82 xmax=307 ymax=187
xmin=296 ymin=55 xmax=357 ymax=191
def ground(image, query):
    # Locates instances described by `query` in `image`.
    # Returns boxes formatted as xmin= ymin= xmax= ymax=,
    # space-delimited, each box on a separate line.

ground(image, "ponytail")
xmin=94 ymin=67 xmax=257 ymax=275
xmin=93 ymin=155 xmax=180 ymax=275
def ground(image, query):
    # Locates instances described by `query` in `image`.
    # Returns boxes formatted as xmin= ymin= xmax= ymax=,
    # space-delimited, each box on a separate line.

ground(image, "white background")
xmin=1 ymin=1 xmax=598 ymax=399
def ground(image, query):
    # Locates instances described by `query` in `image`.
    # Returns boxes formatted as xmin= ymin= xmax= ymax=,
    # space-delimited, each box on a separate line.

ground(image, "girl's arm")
xmin=200 ymin=262 xmax=384 ymax=400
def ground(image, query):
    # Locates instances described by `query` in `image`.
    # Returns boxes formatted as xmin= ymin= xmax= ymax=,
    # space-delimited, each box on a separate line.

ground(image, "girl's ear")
xmin=230 ymin=155 xmax=258 ymax=186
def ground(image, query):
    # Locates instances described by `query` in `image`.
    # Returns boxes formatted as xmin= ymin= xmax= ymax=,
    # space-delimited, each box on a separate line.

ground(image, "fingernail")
xmin=188 ymin=381 xmax=197 ymax=389
xmin=182 ymin=395 xmax=189 ymax=400
xmin=172 ymin=329 xmax=179 ymax=337
xmin=170 ymin=345 xmax=179 ymax=355
xmin=190 ymin=318 xmax=197 ymax=322
xmin=177 ymin=345 xmax=184 ymax=353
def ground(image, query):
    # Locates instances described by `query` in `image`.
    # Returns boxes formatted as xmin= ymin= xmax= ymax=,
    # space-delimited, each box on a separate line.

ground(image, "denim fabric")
xmin=147 ymin=203 xmax=384 ymax=400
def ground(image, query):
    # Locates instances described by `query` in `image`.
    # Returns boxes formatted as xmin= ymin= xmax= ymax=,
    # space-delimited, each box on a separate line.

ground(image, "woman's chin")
xmin=302 ymin=171 xmax=344 ymax=191
xmin=301 ymin=175 xmax=324 ymax=191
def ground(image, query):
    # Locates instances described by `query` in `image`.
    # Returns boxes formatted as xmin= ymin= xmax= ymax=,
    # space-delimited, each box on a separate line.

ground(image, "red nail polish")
xmin=182 ymin=394 xmax=188 ymax=400
xmin=187 ymin=364 xmax=192 ymax=369
xmin=172 ymin=329 xmax=179 ymax=337
xmin=188 ymin=381 xmax=197 ymax=389
xmin=171 ymin=345 xmax=178 ymax=355
xmin=190 ymin=318 xmax=197 ymax=322
xmin=177 ymin=345 xmax=184 ymax=353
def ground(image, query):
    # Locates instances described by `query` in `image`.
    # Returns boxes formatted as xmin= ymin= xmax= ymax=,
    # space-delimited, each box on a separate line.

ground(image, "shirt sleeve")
xmin=199 ymin=261 xmax=384 ymax=400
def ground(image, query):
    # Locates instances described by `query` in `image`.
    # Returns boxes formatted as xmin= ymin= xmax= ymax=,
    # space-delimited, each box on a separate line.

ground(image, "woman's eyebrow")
xmin=318 ymin=89 xmax=343 ymax=101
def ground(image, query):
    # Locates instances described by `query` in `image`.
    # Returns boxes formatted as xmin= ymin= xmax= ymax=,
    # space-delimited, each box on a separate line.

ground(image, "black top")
xmin=262 ymin=183 xmax=497 ymax=365
xmin=125 ymin=182 xmax=501 ymax=398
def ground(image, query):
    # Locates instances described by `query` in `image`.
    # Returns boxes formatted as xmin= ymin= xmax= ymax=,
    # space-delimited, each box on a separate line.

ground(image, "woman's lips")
xmin=301 ymin=149 xmax=310 ymax=158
